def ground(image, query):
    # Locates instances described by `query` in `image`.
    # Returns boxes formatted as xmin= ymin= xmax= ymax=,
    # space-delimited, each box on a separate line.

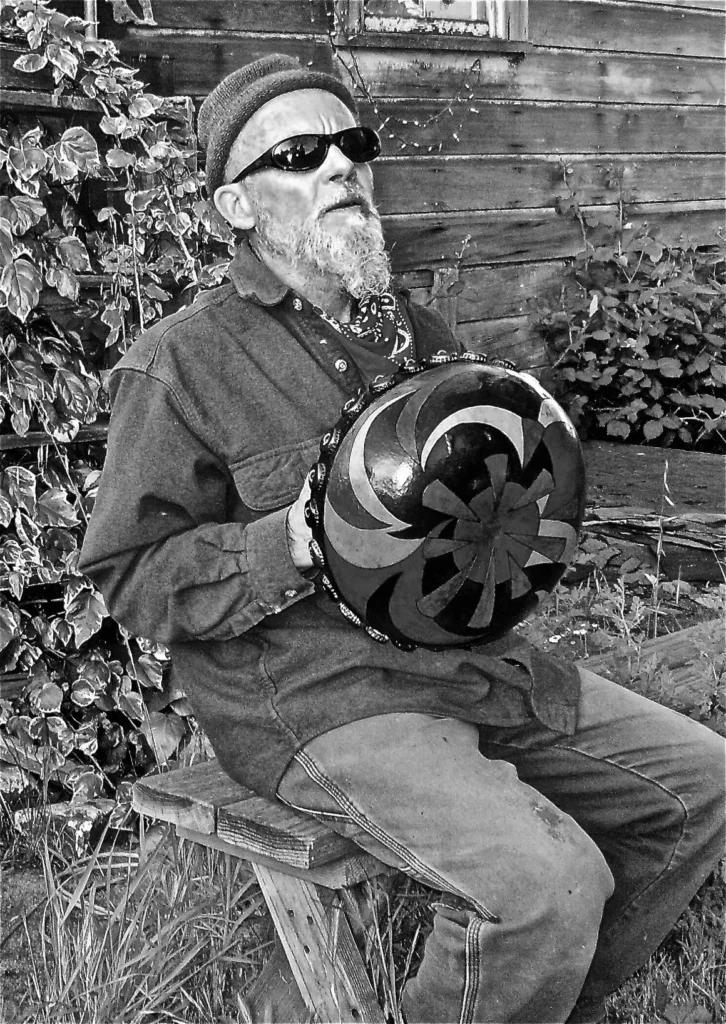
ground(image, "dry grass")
xmin=2 ymin=567 xmax=724 ymax=1023
xmin=13 ymin=827 xmax=272 ymax=1024
xmin=604 ymin=861 xmax=726 ymax=1024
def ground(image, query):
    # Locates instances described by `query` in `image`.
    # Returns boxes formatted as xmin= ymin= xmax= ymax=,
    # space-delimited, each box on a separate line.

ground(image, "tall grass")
xmin=8 ymin=773 xmax=724 ymax=1023
xmin=6 ymin=538 xmax=724 ymax=1022
xmin=21 ymin=827 xmax=272 ymax=1024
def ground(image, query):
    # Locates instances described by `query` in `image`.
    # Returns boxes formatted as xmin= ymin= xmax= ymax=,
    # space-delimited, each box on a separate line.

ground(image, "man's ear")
xmin=213 ymin=182 xmax=256 ymax=231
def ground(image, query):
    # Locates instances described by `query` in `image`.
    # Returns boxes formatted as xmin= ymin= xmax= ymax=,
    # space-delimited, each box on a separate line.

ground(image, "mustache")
xmin=317 ymin=189 xmax=377 ymax=219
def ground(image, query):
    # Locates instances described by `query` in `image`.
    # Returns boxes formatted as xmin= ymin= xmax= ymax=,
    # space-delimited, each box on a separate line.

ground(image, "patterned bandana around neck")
xmin=316 ymin=293 xmax=413 ymax=366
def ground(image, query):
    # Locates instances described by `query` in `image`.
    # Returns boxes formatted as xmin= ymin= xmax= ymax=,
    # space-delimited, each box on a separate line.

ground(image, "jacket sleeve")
xmin=78 ymin=367 xmax=314 ymax=645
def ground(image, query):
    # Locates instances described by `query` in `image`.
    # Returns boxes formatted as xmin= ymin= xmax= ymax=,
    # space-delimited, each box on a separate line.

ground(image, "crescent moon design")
xmin=420 ymin=406 xmax=525 ymax=469
xmin=311 ymin=357 xmax=586 ymax=649
xmin=346 ymin=391 xmax=414 ymax=530
xmin=518 ymin=371 xmax=577 ymax=437
xmin=324 ymin=497 xmax=423 ymax=569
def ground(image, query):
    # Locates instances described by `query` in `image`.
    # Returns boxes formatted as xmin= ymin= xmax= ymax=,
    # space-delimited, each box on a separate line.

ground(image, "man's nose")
xmin=322 ymin=143 xmax=356 ymax=181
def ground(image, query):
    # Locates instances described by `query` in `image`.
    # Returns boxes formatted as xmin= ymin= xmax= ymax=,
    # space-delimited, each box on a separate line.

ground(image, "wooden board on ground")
xmin=580 ymin=618 xmax=724 ymax=713
xmin=584 ymin=443 xmax=726 ymax=519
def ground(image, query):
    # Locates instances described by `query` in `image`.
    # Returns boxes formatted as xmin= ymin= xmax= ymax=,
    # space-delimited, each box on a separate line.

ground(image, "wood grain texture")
xmin=84 ymin=30 xmax=726 ymax=105
xmin=582 ymin=509 xmax=725 ymax=582
xmin=456 ymin=316 xmax=546 ymax=369
xmin=530 ymin=0 xmax=726 ymax=58
xmin=414 ymin=260 xmax=567 ymax=321
xmin=103 ymin=0 xmax=331 ymax=34
xmin=650 ymin=1 xmax=726 ymax=11
xmin=132 ymin=760 xmax=248 ymax=833
xmin=217 ymin=796 xmax=357 ymax=869
xmin=243 ymin=939 xmax=310 ymax=1023
xmin=579 ymin=618 xmax=724 ymax=711
xmin=373 ymin=154 xmax=726 ymax=215
xmin=253 ymin=864 xmax=386 ymax=1022
xmin=584 ymin=442 xmax=726 ymax=517
xmin=117 ymin=34 xmax=334 ymax=96
xmin=56 ymin=0 xmax=725 ymax=54
xmin=382 ymin=201 xmax=725 ymax=270
xmin=339 ymin=46 xmax=725 ymax=106
xmin=134 ymin=765 xmax=361 ymax=869
xmin=175 ymin=825 xmax=388 ymax=888
xmin=362 ymin=99 xmax=726 ymax=156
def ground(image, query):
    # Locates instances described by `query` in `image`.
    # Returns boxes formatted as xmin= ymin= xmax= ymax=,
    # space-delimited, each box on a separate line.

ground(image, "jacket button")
xmin=335 ymin=359 xmax=348 ymax=372
xmin=284 ymin=588 xmax=298 ymax=600
xmin=293 ymin=298 xmax=303 ymax=311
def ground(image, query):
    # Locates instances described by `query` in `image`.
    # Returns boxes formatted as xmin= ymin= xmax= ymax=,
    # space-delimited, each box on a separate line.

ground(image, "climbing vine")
xmin=533 ymin=166 xmax=726 ymax=451
xmin=0 ymin=0 xmax=233 ymax=821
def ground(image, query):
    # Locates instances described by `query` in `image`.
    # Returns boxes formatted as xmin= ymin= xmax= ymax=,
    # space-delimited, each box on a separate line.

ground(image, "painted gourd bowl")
xmin=305 ymin=353 xmax=586 ymax=650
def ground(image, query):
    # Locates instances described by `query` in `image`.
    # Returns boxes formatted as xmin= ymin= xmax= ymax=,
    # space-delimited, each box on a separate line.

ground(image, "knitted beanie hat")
xmin=198 ymin=53 xmax=359 ymax=195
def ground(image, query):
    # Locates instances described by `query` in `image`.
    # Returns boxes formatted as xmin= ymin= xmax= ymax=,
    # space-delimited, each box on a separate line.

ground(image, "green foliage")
xmin=1 ymin=0 xmax=233 ymax=820
xmin=22 ymin=830 xmax=268 ymax=1023
xmin=534 ymin=166 xmax=726 ymax=451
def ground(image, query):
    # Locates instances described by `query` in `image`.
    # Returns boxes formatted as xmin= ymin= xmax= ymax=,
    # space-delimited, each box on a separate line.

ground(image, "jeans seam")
xmin=461 ymin=917 xmax=484 ymax=1024
xmin=295 ymin=749 xmax=501 ymax=925
xmin=502 ymin=741 xmax=691 ymax=936
xmin=552 ymin=743 xmax=690 ymax=876
xmin=278 ymin=794 xmax=351 ymax=823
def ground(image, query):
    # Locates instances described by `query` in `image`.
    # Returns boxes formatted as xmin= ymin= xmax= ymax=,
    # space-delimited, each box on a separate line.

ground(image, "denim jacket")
xmin=80 ymin=244 xmax=580 ymax=800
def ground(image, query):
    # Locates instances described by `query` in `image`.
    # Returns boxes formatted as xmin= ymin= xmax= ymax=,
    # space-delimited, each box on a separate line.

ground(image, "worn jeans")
xmin=276 ymin=668 xmax=726 ymax=1023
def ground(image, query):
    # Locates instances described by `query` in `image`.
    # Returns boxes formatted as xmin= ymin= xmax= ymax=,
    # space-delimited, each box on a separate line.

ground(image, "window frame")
xmin=333 ymin=0 xmax=530 ymax=52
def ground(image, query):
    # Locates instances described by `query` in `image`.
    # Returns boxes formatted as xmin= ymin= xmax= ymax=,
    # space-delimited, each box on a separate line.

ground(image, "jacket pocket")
xmin=231 ymin=437 xmax=321 ymax=512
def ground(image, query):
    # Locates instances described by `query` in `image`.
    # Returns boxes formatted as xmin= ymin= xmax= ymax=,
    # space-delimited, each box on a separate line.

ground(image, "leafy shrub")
xmin=1 ymin=0 xmax=232 ymax=822
xmin=534 ymin=168 xmax=726 ymax=451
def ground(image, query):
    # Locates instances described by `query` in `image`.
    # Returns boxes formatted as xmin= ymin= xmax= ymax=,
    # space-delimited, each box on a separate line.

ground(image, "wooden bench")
xmin=132 ymin=617 xmax=723 ymax=1023
xmin=133 ymin=757 xmax=392 ymax=1021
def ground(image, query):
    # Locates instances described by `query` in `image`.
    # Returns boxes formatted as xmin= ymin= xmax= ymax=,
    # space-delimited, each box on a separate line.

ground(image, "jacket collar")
xmin=226 ymin=241 xmax=289 ymax=307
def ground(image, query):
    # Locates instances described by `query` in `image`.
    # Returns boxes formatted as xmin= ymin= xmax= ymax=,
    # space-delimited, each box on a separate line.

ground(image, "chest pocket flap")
xmin=231 ymin=437 xmax=321 ymax=512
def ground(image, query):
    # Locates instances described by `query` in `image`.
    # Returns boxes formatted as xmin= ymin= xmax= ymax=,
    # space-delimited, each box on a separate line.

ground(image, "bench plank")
xmin=176 ymin=825 xmax=389 ymax=889
xmin=254 ymin=863 xmax=386 ymax=1023
xmin=217 ymin=797 xmax=356 ymax=870
xmin=133 ymin=760 xmax=364 ymax=869
xmin=132 ymin=760 xmax=249 ymax=834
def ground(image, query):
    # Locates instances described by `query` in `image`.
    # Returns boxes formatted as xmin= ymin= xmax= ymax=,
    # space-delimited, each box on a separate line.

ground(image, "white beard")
xmin=248 ymin=189 xmax=392 ymax=301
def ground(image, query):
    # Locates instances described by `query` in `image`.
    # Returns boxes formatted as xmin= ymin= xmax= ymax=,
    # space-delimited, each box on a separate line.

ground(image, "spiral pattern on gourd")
xmin=314 ymin=359 xmax=587 ymax=649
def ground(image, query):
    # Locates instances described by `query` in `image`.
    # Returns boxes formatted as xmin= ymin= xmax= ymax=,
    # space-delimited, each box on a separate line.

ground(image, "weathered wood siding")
xmin=59 ymin=0 xmax=726 ymax=369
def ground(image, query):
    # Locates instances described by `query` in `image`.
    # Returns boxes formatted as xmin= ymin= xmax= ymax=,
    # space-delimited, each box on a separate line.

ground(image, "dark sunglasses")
xmin=229 ymin=126 xmax=381 ymax=182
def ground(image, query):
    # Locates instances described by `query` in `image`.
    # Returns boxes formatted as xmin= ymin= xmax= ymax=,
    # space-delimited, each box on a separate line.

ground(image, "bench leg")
xmin=244 ymin=936 xmax=310 ymax=1021
xmin=253 ymin=863 xmax=386 ymax=1023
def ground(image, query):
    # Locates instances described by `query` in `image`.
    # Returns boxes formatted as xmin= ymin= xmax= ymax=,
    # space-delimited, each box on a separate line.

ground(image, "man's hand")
xmin=286 ymin=475 xmax=314 ymax=570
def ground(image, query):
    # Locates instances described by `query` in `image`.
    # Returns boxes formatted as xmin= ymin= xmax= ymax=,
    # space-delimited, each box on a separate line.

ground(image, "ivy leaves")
xmin=58 ymin=126 xmax=100 ymax=174
xmin=0 ymin=322 xmax=103 ymax=438
xmin=536 ymin=213 xmax=726 ymax=451
xmin=0 ymin=195 xmax=46 ymax=234
xmin=1 ymin=0 xmax=221 ymax=814
xmin=0 ymin=256 xmax=42 ymax=322
xmin=64 ymin=581 xmax=106 ymax=648
xmin=2 ymin=1 xmax=234 ymax=337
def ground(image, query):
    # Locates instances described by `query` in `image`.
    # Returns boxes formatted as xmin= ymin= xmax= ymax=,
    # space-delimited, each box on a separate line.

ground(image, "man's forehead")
xmin=230 ymin=89 xmax=356 ymax=170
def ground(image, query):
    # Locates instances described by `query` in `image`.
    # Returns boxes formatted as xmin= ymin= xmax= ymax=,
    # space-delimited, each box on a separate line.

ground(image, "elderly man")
xmin=80 ymin=55 xmax=724 ymax=1024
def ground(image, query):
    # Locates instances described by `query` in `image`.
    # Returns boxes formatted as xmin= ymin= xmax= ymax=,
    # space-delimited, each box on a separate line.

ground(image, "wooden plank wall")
xmin=54 ymin=0 xmax=726 ymax=371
